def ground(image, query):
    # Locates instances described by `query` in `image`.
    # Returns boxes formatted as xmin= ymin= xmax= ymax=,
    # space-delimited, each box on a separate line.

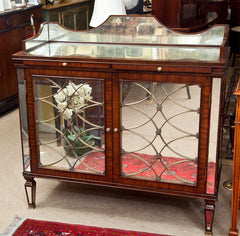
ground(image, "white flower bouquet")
xmin=54 ymin=82 xmax=92 ymax=121
xmin=54 ymin=81 xmax=100 ymax=157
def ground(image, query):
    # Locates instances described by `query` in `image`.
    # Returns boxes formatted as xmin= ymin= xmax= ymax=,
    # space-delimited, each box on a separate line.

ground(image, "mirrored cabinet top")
xmin=23 ymin=15 xmax=228 ymax=62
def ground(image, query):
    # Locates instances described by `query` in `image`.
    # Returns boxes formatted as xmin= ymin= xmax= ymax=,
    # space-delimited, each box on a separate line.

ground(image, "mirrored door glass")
xmin=121 ymin=81 xmax=200 ymax=185
xmin=18 ymin=69 xmax=30 ymax=172
xmin=33 ymin=76 xmax=105 ymax=175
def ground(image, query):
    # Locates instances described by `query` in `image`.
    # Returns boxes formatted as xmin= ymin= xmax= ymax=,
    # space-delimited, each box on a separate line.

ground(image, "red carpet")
xmin=76 ymin=152 xmax=215 ymax=194
xmin=13 ymin=219 xmax=171 ymax=236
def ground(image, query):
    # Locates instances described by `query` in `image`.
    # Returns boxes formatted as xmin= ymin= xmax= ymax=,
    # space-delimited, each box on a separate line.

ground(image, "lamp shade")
xmin=90 ymin=0 xmax=127 ymax=28
xmin=0 ymin=0 xmax=12 ymax=11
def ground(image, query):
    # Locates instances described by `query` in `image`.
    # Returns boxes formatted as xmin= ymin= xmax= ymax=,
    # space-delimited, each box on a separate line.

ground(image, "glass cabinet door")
xmin=117 ymin=79 xmax=206 ymax=189
xmin=32 ymin=76 xmax=106 ymax=175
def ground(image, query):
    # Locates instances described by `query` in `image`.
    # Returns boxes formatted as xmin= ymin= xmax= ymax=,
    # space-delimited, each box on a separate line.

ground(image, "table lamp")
xmin=0 ymin=0 xmax=12 ymax=11
xmin=90 ymin=0 xmax=126 ymax=27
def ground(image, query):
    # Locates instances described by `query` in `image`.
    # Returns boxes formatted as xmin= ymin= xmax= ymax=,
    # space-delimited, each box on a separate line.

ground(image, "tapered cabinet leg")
xmin=205 ymin=199 xmax=215 ymax=234
xmin=229 ymin=229 xmax=239 ymax=236
xmin=24 ymin=177 xmax=36 ymax=208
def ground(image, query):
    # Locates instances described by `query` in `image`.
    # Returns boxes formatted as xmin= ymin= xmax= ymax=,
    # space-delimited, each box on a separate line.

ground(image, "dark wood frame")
xmin=13 ymin=18 xmax=230 ymax=234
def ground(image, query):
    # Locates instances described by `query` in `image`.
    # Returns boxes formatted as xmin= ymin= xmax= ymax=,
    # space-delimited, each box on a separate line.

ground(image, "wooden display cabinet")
xmin=13 ymin=16 xmax=229 ymax=234
xmin=0 ymin=4 xmax=42 ymax=114
xmin=41 ymin=0 xmax=94 ymax=30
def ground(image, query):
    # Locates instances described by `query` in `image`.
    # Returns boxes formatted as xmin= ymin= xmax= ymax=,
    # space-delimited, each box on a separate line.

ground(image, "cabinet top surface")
xmin=18 ymin=15 xmax=228 ymax=63
xmin=0 ymin=3 xmax=42 ymax=16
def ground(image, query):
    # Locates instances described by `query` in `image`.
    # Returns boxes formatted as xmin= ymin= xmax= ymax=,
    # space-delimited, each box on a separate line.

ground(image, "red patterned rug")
xmin=13 ymin=219 xmax=171 ymax=236
xmin=76 ymin=152 xmax=216 ymax=194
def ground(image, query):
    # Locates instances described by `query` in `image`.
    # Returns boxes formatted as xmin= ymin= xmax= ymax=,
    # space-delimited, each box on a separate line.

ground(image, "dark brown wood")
xmin=229 ymin=0 xmax=240 ymax=27
xmin=208 ymin=0 xmax=228 ymax=24
xmin=230 ymin=26 xmax=240 ymax=66
xmin=228 ymin=1 xmax=240 ymax=67
xmin=229 ymin=72 xmax=240 ymax=236
xmin=0 ymin=5 xmax=42 ymax=114
xmin=151 ymin=0 xmax=217 ymax=32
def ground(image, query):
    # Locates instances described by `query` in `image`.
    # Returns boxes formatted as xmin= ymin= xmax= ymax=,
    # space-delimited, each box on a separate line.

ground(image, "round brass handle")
xmin=62 ymin=62 xmax=67 ymax=67
xmin=157 ymin=67 xmax=162 ymax=72
xmin=113 ymin=128 xmax=118 ymax=132
xmin=106 ymin=127 xmax=110 ymax=132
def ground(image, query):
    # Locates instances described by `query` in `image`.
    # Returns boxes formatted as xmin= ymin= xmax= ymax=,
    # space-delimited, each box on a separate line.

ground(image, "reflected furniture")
xmin=229 ymin=72 xmax=240 ymax=236
xmin=229 ymin=0 xmax=240 ymax=27
xmin=208 ymin=0 xmax=228 ymax=24
xmin=230 ymin=26 xmax=240 ymax=66
xmin=13 ymin=15 xmax=229 ymax=234
xmin=228 ymin=0 xmax=240 ymax=66
xmin=0 ymin=4 xmax=42 ymax=114
xmin=41 ymin=0 xmax=93 ymax=30
xmin=152 ymin=0 xmax=217 ymax=32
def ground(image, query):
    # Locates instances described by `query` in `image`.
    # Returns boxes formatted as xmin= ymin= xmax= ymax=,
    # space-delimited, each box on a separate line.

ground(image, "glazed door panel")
xmin=23 ymin=69 xmax=113 ymax=182
xmin=113 ymin=73 xmax=212 ymax=193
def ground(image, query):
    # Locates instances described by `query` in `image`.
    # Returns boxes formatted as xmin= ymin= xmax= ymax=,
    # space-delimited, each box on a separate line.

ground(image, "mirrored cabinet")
xmin=13 ymin=16 xmax=229 ymax=234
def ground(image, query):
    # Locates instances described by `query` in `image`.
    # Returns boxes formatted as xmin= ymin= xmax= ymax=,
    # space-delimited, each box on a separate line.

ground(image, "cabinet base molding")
xmin=0 ymin=94 xmax=18 ymax=115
